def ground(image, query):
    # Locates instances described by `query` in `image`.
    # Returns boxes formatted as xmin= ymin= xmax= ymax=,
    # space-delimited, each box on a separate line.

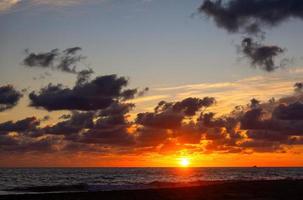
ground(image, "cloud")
xmin=222 ymin=94 xmax=303 ymax=152
xmin=240 ymin=37 xmax=285 ymax=72
xmin=0 ymin=135 xmax=57 ymax=153
xmin=0 ymin=117 xmax=40 ymax=133
xmin=76 ymin=69 xmax=94 ymax=85
xmin=78 ymin=126 xmax=135 ymax=146
xmin=134 ymin=97 xmax=216 ymax=148
xmin=136 ymin=97 xmax=216 ymax=129
xmin=41 ymin=103 xmax=135 ymax=149
xmin=294 ymin=82 xmax=303 ymax=92
xmin=198 ymin=0 xmax=300 ymax=72
xmin=0 ymin=0 xmax=20 ymax=12
xmin=3 ymin=73 xmax=303 ymax=155
xmin=0 ymin=116 xmax=58 ymax=153
xmin=3 ymin=88 xmax=303 ymax=155
xmin=136 ymin=127 xmax=170 ymax=147
xmin=23 ymin=47 xmax=86 ymax=74
xmin=0 ymin=85 xmax=22 ymax=112
xmin=42 ymin=111 xmax=95 ymax=137
xmin=0 ymin=0 xmax=106 ymax=13
xmin=153 ymin=70 xmax=303 ymax=116
xmin=30 ymin=0 xmax=85 ymax=7
xmin=137 ymin=87 xmax=149 ymax=97
xmin=135 ymin=89 xmax=303 ymax=153
xmin=273 ymin=102 xmax=303 ymax=120
xmin=29 ymin=74 xmax=138 ymax=111
xmin=49 ymin=97 xmax=217 ymax=150
xmin=199 ymin=0 xmax=303 ymax=35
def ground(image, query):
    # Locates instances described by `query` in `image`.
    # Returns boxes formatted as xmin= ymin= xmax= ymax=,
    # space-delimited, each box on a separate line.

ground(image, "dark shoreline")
xmin=1 ymin=180 xmax=303 ymax=200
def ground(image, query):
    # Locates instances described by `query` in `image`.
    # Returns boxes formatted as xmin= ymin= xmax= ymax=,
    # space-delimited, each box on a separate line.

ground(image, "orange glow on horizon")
xmin=1 ymin=147 xmax=303 ymax=167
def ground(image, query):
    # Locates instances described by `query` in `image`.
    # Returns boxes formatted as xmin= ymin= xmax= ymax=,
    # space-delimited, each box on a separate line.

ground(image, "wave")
xmin=4 ymin=180 xmax=221 ymax=194
xmin=5 ymin=184 xmax=88 ymax=193
xmin=3 ymin=177 xmax=301 ymax=195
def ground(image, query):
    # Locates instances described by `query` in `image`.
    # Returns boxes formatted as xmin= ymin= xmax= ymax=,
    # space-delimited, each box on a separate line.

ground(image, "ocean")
xmin=1 ymin=167 xmax=303 ymax=195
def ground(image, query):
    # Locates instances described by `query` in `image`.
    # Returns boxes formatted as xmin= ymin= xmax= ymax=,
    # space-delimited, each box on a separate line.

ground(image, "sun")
xmin=179 ymin=157 xmax=190 ymax=167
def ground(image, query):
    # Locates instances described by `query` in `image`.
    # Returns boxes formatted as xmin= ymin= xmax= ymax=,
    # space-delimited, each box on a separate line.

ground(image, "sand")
xmin=1 ymin=180 xmax=303 ymax=200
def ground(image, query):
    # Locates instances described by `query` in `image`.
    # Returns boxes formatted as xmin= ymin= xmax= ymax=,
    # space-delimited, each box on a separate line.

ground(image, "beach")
xmin=1 ymin=180 xmax=302 ymax=200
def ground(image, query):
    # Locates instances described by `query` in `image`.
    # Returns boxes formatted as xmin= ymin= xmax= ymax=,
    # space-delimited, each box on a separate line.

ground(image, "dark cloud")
xmin=64 ymin=47 xmax=82 ymax=55
xmin=240 ymin=37 xmax=285 ymax=72
xmin=57 ymin=48 xmax=85 ymax=73
xmin=0 ymin=116 xmax=59 ymax=153
xmin=194 ymin=92 xmax=303 ymax=153
xmin=137 ymin=87 xmax=149 ymax=97
xmin=172 ymin=97 xmax=216 ymax=115
xmin=5 ymin=80 xmax=303 ymax=155
xmin=250 ymin=98 xmax=260 ymax=109
xmin=136 ymin=97 xmax=215 ymax=129
xmin=0 ymin=85 xmax=22 ymax=112
xmin=43 ymin=111 xmax=95 ymax=135
xmin=0 ymin=135 xmax=18 ymax=146
xmin=78 ymin=126 xmax=135 ymax=146
xmin=294 ymin=82 xmax=303 ymax=92
xmin=16 ymin=71 xmax=144 ymax=152
xmin=0 ymin=117 xmax=40 ymax=133
xmin=240 ymin=107 xmax=268 ymax=130
xmin=76 ymin=69 xmax=94 ymax=86
xmin=199 ymin=0 xmax=299 ymax=72
xmin=0 ymin=135 xmax=57 ymax=153
xmin=29 ymin=74 xmax=138 ymax=111
xmin=32 ymin=97 xmax=217 ymax=151
xmin=0 ymin=107 xmax=132 ymax=153
xmin=43 ymin=103 xmax=133 ymax=135
xmin=136 ymin=111 xmax=184 ymax=129
xmin=23 ymin=47 xmax=86 ymax=74
xmin=273 ymin=102 xmax=303 ymax=120
xmin=61 ymin=142 xmax=107 ymax=153
xmin=246 ymin=130 xmax=289 ymax=143
xmin=136 ymin=127 xmax=170 ymax=147
xmin=199 ymin=0 xmax=303 ymax=35
xmin=239 ymin=140 xmax=285 ymax=153
xmin=135 ymin=97 xmax=216 ymax=148
xmin=236 ymin=96 xmax=303 ymax=134
xmin=41 ymin=102 xmax=135 ymax=148
xmin=23 ymin=49 xmax=58 ymax=69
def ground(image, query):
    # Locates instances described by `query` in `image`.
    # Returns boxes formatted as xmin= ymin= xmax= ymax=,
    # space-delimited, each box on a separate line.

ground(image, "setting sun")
xmin=179 ymin=158 xmax=190 ymax=167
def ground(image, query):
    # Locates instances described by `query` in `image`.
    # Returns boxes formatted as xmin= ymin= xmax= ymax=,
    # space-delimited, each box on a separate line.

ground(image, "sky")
xmin=1 ymin=0 xmax=303 ymax=167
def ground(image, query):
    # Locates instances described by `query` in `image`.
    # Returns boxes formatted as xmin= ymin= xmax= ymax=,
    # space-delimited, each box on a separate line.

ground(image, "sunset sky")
xmin=1 ymin=0 xmax=303 ymax=167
